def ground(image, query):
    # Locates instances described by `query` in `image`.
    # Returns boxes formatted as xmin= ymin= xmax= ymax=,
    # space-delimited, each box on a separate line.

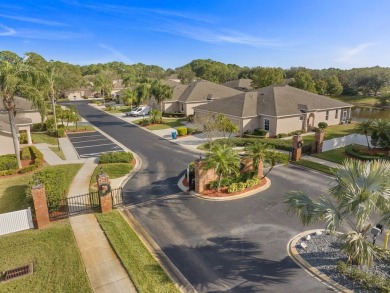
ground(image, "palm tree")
xmin=135 ymin=82 xmax=152 ymax=106
xmin=121 ymin=88 xmax=137 ymax=107
xmin=355 ymin=120 xmax=373 ymax=150
xmin=151 ymin=80 xmax=173 ymax=111
xmin=262 ymin=150 xmax=288 ymax=178
xmin=245 ymin=141 xmax=268 ymax=178
xmin=204 ymin=144 xmax=240 ymax=191
xmin=285 ymin=159 xmax=390 ymax=267
xmin=0 ymin=59 xmax=43 ymax=168
xmin=370 ymin=119 xmax=390 ymax=151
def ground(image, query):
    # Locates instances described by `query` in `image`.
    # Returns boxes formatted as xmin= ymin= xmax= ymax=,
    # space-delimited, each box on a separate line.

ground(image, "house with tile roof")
xmin=193 ymin=85 xmax=353 ymax=137
xmin=0 ymin=96 xmax=41 ymax=155
xmin=162 ymin=80 xmax=242 ymax=116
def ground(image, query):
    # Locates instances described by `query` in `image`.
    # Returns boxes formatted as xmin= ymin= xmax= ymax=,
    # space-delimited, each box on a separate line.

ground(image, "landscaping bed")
xmin=200 ymin=177 xmax=267 ymax=197
xmin=295 ymin=232 xmax=390 ymax=292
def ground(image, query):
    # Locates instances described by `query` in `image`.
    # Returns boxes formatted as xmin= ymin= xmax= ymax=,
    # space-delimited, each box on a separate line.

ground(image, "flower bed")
xmin=200 ymin=178 xmax=267 ymax=197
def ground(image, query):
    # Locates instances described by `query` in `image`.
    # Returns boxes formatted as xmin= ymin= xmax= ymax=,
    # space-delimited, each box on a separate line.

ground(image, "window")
xmin=325 ymin=111 xmax=329 ymax=120
xmin=299 ymin=115 xmax=304 ymax=121
xmin=342 ymin=110 xmax=347 ymax=121
xmin=335 ymin=109 xmax=338 ymax=119
xmin=264 ymin=119 xmax=270 ymax=131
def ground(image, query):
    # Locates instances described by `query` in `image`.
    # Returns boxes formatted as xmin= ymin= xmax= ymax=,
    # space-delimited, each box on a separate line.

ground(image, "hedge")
xmin=214 ymin=137 xmax=292 ymax=151
xmin=99 ymin=152 xmax=134 ymax=163
xmin=345 ymin=146 xmax=389 ymax=161
xmin=26 ymin=168 xmax=67 ymax=211
xmin=176 ymin=126 xmax=187 ymax=136
xmin=163 ymin=112 xmax=186 ymax=118
xmin=21 ymin=146 xmax=32 ymax=160
xmin=0 ymin=146 xmax=44 ymax=176
xmin=0 ymin=154 xmax=18 ymax=171
xmin=32 ymin=122 xmax=47 ymax=132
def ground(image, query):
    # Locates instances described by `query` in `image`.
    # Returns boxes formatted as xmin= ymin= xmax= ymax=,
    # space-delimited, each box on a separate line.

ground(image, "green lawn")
xmin=332 ymin=95 xmax=378 ymax=108
xmin=291 ymin=160 xmax=335 ymax=175
xmin=0 ymin=164 xmax=82 ymax=214
xmin=90 ymin=163 xmax=133 ymax=191
xmin=65 ymin=125 xmax=95 ymax=132
xmin=49 ymin=146 xmax=66 ymax=160
xmin=0 ymin=221 xmax=92 ymax=293
xmin=311 ymin=148 xmax=348 ymax=164
xmin=134 ymin=118 xmax=186 ymax=131
xmin=31 ymin=133 xmax=58 ymax=145
xmin=95 ymin=211 xmax=180 ymax=293
xmin=300 ymin=123 xmax=357 ymax=145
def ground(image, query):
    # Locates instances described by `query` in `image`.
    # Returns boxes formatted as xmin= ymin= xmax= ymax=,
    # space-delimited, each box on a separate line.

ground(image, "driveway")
xmin=75 ymin=102 xmax=333 ymax=292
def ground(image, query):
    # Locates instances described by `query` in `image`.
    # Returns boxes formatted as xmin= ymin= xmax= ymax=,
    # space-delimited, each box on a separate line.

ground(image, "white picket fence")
xmin=323 ymin=134 xmax=372 ymax=152
xmin=0 ymin=207 xmax=34 ymax=236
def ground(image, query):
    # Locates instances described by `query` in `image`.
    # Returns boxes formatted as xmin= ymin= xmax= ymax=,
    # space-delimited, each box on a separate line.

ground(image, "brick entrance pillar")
xmin=31 ymin=183 xmax=50 ymax=228
xmin=291 ymin=134 xmax=303 ymax=161
xmin=315 ymin=131 xmax=325 ymax=153
xmin=96 ymin=171 xmax=112 ymax=213
xmin=194 ymin=160 xmax=218 ymax=193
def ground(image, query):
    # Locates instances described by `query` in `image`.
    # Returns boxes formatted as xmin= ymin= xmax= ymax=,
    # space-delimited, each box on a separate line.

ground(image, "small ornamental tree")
xmin=317 ymin=122 xmax=328 ymax=131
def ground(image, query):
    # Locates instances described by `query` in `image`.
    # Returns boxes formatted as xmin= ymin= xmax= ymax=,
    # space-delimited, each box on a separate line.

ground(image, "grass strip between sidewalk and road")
xmin=49 ymin=146 xmax=66 ymax=160
xmin=291 ymin=160 xmax=336 ymax=175
xmin=0 ymin=220 xmax=92 ymax=293
xmin=95 ymin=211 xmax=180 ymax=293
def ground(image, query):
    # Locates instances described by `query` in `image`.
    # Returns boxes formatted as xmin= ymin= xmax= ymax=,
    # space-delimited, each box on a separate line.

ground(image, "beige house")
xmin=0 ymin=96 xmax=41 ymax=155
xmin=163 ymin=80 xmax=242 ymax=116
xmin=193 ymin=85 xmax=353 ymax=137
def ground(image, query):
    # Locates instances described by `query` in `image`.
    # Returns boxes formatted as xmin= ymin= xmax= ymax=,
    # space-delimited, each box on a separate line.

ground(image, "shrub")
xmin=99 ymin=152 xmax=134 ymax=163
xmin=0 ymin=169 xmax=17 ymax=176
xmin=237 ymin=182 xmax=246 ymax=191
xmin=176 ymin=126 xmax=188 ymax=136
xmin=345 ymin=145 xmax=389 ymax=160
xmin=46 ymin=117 xmax=55 ymax=131
xmin=318 ymin=122 xmax=328 ymax=130
xmin=254 ymin=128 xmax=268 ymax=136
xmin=56 ymin=128 xmax=66 ymax=137
xmin=19 ymin=132 xmax=28 ymax=144
xmin=187 ymin=127 xmax=195 ymax=135
xmin=228 ymin=183 xmax=238 ymax=193
xmin=26 ymin=168 xmax=67 ymax=211
xmin=29 ymin=145 xmax=44 ymax=160
xmin=214 ymin=138 xmax=292 ymax=151
xmin=245 ymin=178 xmax=260 ymax=188
xmin=21 ymin=146 xmax=32 ymax=160
xmin=277 ymin=133 xmax=288 ymax=138
xmin=163 ymin=112 xmax=185 ymax=118
xmin=0 ymin=154 xmax=18 ymax=171
xmin=209 ymin=177 xmax=232 ymax=189
xmin=32 ymin=122 xmax=47 ymax=132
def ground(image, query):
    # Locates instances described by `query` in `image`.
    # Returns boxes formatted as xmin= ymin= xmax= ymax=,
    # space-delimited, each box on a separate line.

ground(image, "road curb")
xmin=177 ymin=175 xmax=271 ymax=201
xmin=287 ymin=229 xmax=353 ymax=293
xmin=119 ymin=209 xmax=197 ymax=293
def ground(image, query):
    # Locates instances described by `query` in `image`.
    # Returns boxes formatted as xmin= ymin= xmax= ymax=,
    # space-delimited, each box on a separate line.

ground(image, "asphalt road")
xmin=75 ymin=102 xmax=334 ymax=293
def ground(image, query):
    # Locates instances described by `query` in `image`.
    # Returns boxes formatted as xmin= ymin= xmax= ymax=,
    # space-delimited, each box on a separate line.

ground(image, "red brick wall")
xmin=194 ymin=160 xmax=218 ymax=193
xmin=31 ymin=185 xmax=50 ymax=228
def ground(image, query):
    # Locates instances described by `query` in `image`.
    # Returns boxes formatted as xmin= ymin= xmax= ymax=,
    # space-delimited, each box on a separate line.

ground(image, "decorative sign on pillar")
xmin=96 ymin=167 xmax=112 ymax=213
xmin=291 ymin=134 xmax=303 ymax=161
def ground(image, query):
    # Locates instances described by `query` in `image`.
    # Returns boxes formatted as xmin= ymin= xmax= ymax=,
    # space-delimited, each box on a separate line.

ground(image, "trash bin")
xmin=171 ymin=131 xmax=177 ymax=139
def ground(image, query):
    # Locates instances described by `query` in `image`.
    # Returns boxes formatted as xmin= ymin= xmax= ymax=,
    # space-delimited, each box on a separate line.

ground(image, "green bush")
xmin=0 ymin=169 xmax=17 ymax=176
xmin=187 ymin=114 xmax=194 ymax=123
xmin=56 ymin=128 xmax=66 ymax=137
xmin=277 ymin=133 xmax=288 ymax=138
xmin=187 ymin=127 xmax=195 ymax=135
xmin=19 ymin=132 xmax=28 ymax=144
xmin=337 ymin=261 xmax=390 ymax=291
xmin=21 ymin=146 xmax=32 ymax=160
xmin=32 ymin=122 xmax=47 ymax=132
xmin=318 ymin=122 xmax=328 ymax=130
xmin=29 ymin=146 xmax=44 ymax=160
xmin=26 ymin=168 xmax=67 ymax=212
xmin=254 ymin=128 xmax=268 ymax=136
xmin=176 ymin=126 xmax=188 ymax=136
xmin=163 ymin=112 xmax=185 ymax=118
xmin=245 ymin=178 xmax=260 ymax=188
xmin=228 ymin=183 xmax=238 ymax=193
xmin=99 ymin=152 xmax=134 ymax=164
xmin=236 ymin=182 xmax=246 ymax=191
xmin=209 ymin=177 xmax=232 ymax=189
xmin=345 ymin=146 xmax=389 ymax=160
xmin=46 ymin=117 xmax=55 ymax=131
xmin=0 ymin=154 xmax=18 ymax=171
xmin=214 ymin=137 xmax=292 ymax=151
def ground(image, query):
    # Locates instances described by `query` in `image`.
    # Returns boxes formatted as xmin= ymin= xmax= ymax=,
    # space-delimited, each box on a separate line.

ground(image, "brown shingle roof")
xmin=223 ymin=79 xmax=253 ymax=91
xmin=0 ymin=96 xmax=37 ymax=112
xmin=162 ymin=80 xmax=188 ymax=100
xmin=0 ymin=114 xmax=32 ymax=132
xmin=194 ymin=85 xmax=352 ymax=118
xmin=178 ymin=80 xmax=242 ymax=103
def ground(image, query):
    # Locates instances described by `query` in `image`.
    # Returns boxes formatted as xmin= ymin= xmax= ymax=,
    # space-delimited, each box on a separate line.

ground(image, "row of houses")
xmin=162 ymin=79 xmax=352 ymax=137
xmin=0 ymin=78 xmax=352 ymax=155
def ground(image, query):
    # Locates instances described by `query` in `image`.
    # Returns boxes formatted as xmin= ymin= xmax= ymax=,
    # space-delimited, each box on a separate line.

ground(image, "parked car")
xmin=125 ymin=106 xmax=150 ymax=117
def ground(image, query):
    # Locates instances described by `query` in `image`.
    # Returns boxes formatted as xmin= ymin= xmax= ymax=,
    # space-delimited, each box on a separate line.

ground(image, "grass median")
xmin=95 ymin=211 xmax=180 ymax=293
xmin=291 ymin=160 xmax=336 ymax=175
xmin=0 ymin=220 xmax=92 ymax=293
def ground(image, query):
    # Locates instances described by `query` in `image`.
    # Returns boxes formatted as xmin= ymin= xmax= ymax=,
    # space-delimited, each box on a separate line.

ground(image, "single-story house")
xmin=0 ymin=96 xmax=41 ymax=155
xmin=193 ymin=85 xmax=353 ymax=137
xmin=162 ymin=80 xmax=242 ymax=116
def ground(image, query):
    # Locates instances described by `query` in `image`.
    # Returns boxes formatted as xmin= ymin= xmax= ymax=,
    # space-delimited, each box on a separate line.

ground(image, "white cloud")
xmin=0 ymin=14 xmax=67 ymax=26
xmin=335 ymin=43 xmax=374 ymax=63
xmin=98 ymin=43 xmax=133 ymax=63
xmin=0 ymin=24 xmax=16 ymax=36
xmin=154 ymin=25 xmax=282 ymax=47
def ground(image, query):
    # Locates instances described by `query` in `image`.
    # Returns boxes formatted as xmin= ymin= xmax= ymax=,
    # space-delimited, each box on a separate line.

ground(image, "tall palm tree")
xmin=262 ymin=150 xmax=288 ymax=178
xmin=204 ymin=144 xmax=240 ymax=191
xmin=370 ymin=119 xmax=390 ymax=151
xmin=245 ymin=141 xmax=268 ymax=178
xmin=0 ymin=60 xmax=43 ymax=168
xmin=285 ymin=159 xmax=390 ymax=266
xmin=355 ymin=120 xmax=373 ymax=150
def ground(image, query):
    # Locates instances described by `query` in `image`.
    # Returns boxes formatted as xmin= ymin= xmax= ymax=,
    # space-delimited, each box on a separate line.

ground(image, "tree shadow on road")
xmin=163 ymin=236 xmax=298 ymax=293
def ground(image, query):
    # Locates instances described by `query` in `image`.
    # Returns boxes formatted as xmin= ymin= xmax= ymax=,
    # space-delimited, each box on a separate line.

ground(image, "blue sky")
xmin=1 ymin=0 xmax=390 ymax=69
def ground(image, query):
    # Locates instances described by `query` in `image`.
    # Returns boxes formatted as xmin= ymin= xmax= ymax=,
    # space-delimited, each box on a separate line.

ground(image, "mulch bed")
xmin=199 ymin=177 xmax=267 ymax=198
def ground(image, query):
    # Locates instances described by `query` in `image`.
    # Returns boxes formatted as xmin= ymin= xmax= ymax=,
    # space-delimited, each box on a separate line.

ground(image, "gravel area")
xmin=296 ymin=231 xmax=390 ymax=293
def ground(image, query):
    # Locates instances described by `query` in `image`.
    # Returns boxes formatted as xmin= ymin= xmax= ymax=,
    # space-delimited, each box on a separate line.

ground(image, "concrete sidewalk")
xmin=67 ymin=158 xmax=137 ymax=293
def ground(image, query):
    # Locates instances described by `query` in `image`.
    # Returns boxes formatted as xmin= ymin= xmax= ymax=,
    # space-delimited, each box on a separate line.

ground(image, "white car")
xmin=125 ymin=106 xmax=150 ymax=117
